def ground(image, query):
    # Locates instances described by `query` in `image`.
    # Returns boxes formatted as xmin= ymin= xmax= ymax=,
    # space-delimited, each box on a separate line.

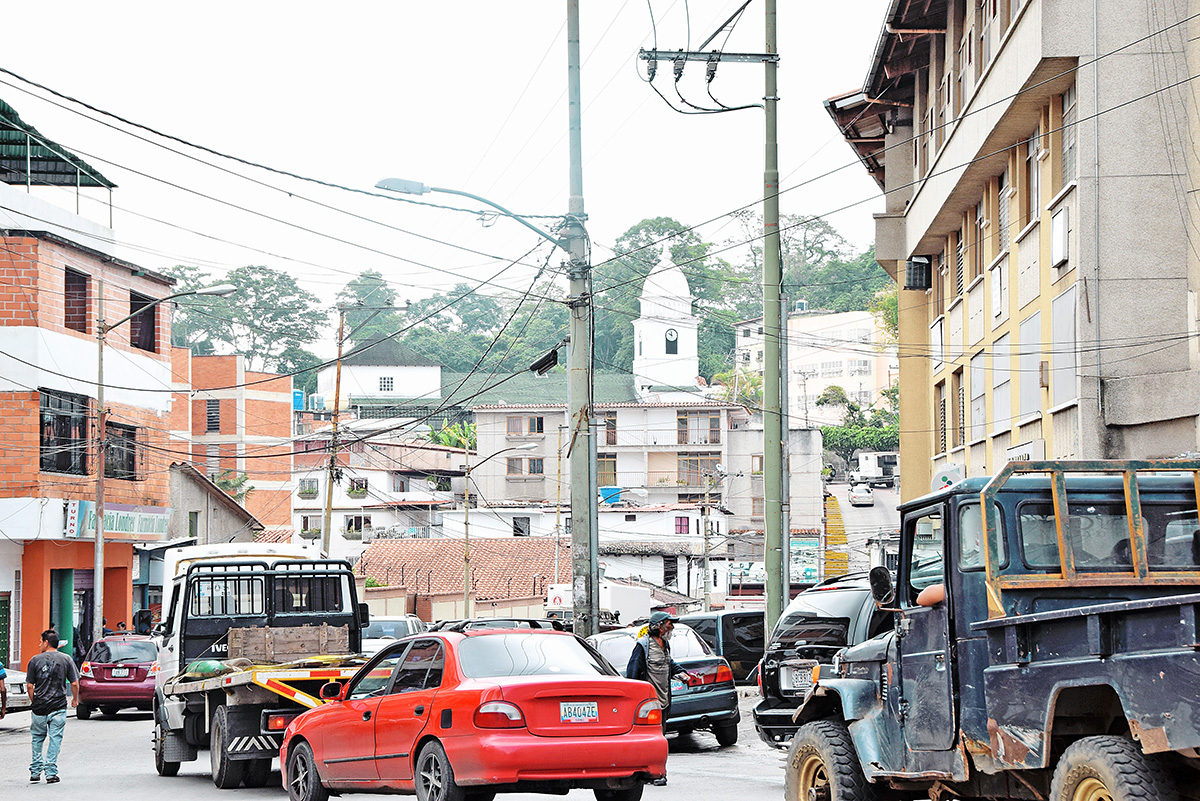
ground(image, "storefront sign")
xmin=65 ymin=501 xmax=172 ymax=542
xmin=1006 ymin=439 xmax=1046 ymax=462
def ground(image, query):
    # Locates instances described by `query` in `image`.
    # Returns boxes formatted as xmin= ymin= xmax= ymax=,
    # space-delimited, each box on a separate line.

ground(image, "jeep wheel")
xmin=1051 ymin=736 xmax=1178 ymax=801
xmin=784 ymin=721 xmax=874 ymax=801
xmin=210 ymin=705 xmax=246 ymax=789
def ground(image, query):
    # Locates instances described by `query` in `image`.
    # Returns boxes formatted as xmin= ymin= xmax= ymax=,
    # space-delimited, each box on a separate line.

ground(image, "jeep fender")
xmin=794 ymin=677 xmax=879 ymax=726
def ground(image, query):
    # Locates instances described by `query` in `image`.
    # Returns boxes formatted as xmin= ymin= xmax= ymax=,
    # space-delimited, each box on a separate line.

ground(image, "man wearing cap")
xmin=626 ymin=611 xmax=692 ymax=784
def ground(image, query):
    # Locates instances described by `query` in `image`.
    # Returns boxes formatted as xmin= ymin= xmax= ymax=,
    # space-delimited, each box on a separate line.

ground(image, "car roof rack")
xmin=428 ymin=618 xmax=566 ymax=633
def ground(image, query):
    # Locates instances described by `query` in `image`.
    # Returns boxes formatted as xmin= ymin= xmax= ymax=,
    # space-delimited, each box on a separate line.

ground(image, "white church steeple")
xmin=631 ymin=255 xmax=702 ymax=401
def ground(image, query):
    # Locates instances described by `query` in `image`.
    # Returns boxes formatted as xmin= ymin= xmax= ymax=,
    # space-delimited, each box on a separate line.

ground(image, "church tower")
xmin=631 ymin=255 xmax=701 ymax=401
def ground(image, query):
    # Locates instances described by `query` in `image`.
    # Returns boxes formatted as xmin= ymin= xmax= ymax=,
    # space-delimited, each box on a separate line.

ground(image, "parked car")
xmin=281 ymin=622 xmax=666 ymax=801
xmin=77 ymin=634 xmax=158 ymax=719
xmin=587 ymin=622 xmax=741 ymax=746
xmin=360 ymin=614 xmax=426 ymax=654
xmin=847 ymin=483 xmax=875 ymax=506
xmin=4 ymin=667 xmax=30 ymax=711
xmin=678 ymin=609 xmax=765 ymax=681
xmin=753 ymin=573 xmax=893 ymax=747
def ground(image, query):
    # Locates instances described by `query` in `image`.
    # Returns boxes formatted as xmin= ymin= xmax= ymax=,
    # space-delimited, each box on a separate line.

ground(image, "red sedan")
xmin=281 ymin=623 xmax=667 ymax=801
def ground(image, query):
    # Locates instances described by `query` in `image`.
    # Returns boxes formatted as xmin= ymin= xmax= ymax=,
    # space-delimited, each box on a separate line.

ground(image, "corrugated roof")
xmin=599 ymin=540 xmax=698 ymax=556
xmin=342 ymin=338 xmax=440 ymax=367
xmin=0 ymin=99 xmax=115 ymax=188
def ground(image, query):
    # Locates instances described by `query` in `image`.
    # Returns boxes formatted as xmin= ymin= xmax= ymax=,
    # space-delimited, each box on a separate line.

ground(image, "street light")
xmin=462 ymin=442 xmax=537 ymax=617
xmin=91 ymin=282 xmax=237 ymax=648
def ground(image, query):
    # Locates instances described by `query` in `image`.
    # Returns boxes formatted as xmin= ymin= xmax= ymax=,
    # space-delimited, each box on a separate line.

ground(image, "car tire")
xmin=715 ymin=721 xmax=739 ymax=747
xmin=210 ymin=705 xmax=246 ymax=789
xmin=286 ymin=741 xmax=329 ymax=801
xmin=784 ymin=721 xmax=874 ymax=801
xmin=154 ymin=716 xmax=181 ymax=777
xmin=101 ymin=705 xmax=120 ymax=717
xmin=1050 ymin=736 xmax=1179 ymax=801
xmin=415 ymin=741 xmax=467 ymax=801
xmin=243 ymin=758 xmax=272 ymax=787
xmin=77 ymin=704 xmax=92 ymax=720
xmin=594 ymin=786 xmax=645 ymax=801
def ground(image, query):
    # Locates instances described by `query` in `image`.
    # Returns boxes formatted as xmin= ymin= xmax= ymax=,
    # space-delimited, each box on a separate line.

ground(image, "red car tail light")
xmin=635 ymin=699 xmax=662 ymax=725
xmin=715 ymin=664 xmax=734 ymax=684
xmin=148 ymin=661 xmax=160 ymax=676
xmin=756 ymin=660 xmax=763 ymax=694
xmin=80 ymin=662 xmax=94 ymax=678
xmin=474 ymin=701 xmax=525 ymax=729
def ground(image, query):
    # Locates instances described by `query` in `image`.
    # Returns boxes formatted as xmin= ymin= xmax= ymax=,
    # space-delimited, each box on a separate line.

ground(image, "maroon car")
xmin=78 ymin=634 xmax=158 ymax=719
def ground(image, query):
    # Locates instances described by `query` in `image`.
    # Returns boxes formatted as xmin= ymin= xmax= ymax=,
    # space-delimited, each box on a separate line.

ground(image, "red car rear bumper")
xmin=79 ymin=677 xmax=155 ymax=706
xmin=444 ymin=727 xmax=668 ymax=786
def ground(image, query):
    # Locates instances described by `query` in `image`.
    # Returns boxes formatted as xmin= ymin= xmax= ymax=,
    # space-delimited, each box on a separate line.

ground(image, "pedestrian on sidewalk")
xmin=26 ymin=629 xmax=80 ymax=784
xmin=0 ymin=655 xmax=8 ymax=719
xmin=625 ymin=611 xmax=692 ymax=787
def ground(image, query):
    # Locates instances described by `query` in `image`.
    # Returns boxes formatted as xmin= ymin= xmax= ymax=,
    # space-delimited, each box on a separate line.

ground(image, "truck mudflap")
xmin=225 ymin=733 xmax=283 ymax=761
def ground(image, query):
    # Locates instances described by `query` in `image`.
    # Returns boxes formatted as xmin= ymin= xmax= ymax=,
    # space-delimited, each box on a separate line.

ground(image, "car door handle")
xmin=362 ymin=711 xmax=372 ymax=721
xmin=414 ymin=705 xmax=425 ymax=716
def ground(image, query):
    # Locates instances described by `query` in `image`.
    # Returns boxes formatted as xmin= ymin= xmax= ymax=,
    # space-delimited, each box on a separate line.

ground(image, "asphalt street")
xmin=0 ymin=690 xmax=784 ymax=801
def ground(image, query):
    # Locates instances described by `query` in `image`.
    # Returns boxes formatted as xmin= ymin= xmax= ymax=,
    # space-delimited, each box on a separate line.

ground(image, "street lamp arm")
xmin=101 ymin=284 xmax=237 ymax=333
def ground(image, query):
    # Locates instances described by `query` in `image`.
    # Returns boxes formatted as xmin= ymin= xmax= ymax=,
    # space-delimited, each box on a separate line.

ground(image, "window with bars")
xmin=105 ymin=423 xmax=139 ymax=480
xmin=848 ymin=359 xmax=872 ymax=376
xmin=604 ymin=411 xmax=617 ymax=445
xmin=955 ymin=238 xmax=965 ymax=294
xmin=206 ymin=399 xmax=220 ymax=432
xmin=1026 ymin=131 xmax=1041 ymax=228
xmin=40 ymin=389 xmax=89 ymax=475
xmin=937 ymin=382 xmax=948 ymax=454
xmin=379 ymin=376 xmax=394 ymax=392
xmin=752 ymin=497 xmax=765 ymax=516
xmin=298 ymin=478 xmax=319 ymax=495
xmin=1061 ymin=83 xmax=1077 ymax=187
xmin=998 ymin=170 xmax=1010 ymax=250
xmin=65 ymin=269 xmax=88 ymax=333
xmin=951 ymin=369 xmax=965 ymax=449
xmin=677 ymin=412 xmax=721 ymax=445
xmin=935 ymin=252 xmax=946 ymax=317
xmin=677 ymin=452 xmax=720 ymax=486
xmin=820 ymin=361 xmax=843 ymax=378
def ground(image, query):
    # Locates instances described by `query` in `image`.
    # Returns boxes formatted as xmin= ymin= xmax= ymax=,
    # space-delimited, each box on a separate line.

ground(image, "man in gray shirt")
xmin=26 ymin=629 xmax=79 ymax=784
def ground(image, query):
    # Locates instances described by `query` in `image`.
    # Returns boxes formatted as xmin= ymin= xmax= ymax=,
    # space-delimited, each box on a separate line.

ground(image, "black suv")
xmin=753 ymin=574 xmax=893 ymax=747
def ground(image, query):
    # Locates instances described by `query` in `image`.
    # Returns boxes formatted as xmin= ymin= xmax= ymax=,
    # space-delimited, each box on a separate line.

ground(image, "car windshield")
xmin=457 ymin=632 xmax=615 ymax=678
xmin=89 ymin=640 xmax=157 ymax=664
xmin=364 ymin=620 xmax=415 ymax=638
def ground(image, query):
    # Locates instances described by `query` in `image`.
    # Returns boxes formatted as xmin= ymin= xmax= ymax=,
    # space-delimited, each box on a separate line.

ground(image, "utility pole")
xmin=565 ymin=0 xmax=599 ymax=639
xmin=321 ymin=310 xmax=347 ymax=556
xmin=762 ymin=0 xmax=785 ymax=636
xmin=780 ymin=294 xmax=791 ymax=606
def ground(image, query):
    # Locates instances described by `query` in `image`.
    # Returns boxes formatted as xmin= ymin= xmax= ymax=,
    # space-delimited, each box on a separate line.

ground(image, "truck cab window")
xmin=907 ymin=513 xmax=944 ymax=605
xmin=959 ymin=503 xmax=1005 ymax=569
xmin=1020 ymin=501 xmax=1131 ymax=572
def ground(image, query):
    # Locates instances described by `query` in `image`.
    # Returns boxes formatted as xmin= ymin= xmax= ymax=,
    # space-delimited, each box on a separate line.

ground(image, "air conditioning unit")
xmin=904 ymin=256 xmax=932 ymax=290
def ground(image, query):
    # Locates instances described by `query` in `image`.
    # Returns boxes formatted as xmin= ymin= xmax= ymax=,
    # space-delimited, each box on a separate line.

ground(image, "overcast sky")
xmin=2 ymin=1 xmax=890 ymax=349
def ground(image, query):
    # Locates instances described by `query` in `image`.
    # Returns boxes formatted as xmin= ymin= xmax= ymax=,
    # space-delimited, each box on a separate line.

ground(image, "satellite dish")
xmin=715 ymin=463 xmax=727 ymax=475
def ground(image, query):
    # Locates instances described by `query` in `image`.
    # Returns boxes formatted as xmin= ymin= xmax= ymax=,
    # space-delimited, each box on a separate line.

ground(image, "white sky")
xmin=2 ymin=1 xmax=890 ymax=353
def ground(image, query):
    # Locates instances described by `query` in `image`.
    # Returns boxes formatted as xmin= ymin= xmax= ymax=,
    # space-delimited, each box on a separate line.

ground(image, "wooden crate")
xmin=228 ymin=624 xmax=350 ymax=662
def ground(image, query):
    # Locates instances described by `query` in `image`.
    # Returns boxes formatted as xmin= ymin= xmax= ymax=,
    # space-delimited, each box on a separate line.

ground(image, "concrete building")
xmin=827 ymin=0 xmax=1200 ymax=497
xmin=734 ymin=309 xmax=897 ymax=427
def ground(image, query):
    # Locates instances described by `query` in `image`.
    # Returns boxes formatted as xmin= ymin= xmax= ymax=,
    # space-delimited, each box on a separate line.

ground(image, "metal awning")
xmin=0 ymin=98 xmax=115 ymax=188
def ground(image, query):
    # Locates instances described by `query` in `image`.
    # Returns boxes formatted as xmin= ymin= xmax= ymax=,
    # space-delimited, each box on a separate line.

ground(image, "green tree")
xmin=276 ymin=345 xmax=323 ymax=397
xmin=212 ymin=469 xmax=254 ymax=504
xmin=426 ymin=422 xmax=476 ymax=450
xmin=336 ymin=270 xmax=404 ymax=347
xmin=711 ymin=368 xmax=764 ymax=409
xmin=869 ymin=284 xmax=899 ymax=344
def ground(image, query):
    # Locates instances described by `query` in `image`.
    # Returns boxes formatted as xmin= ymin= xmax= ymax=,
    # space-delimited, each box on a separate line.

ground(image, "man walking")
xmin=27 ymin=629 xmax=79 ymax=783
xmin=625 ymin=611 xmax=692 ymax=786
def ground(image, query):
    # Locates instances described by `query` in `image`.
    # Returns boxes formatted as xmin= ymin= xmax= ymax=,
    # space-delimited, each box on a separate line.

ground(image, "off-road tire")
xmin=415 ymin=741 xmax=467 ymax=801
xmin=286 ymin=741 xmax=329 ymax=801
xmin=154 ymin=716 xmax=181 ymax=777
xmin=77 ymin=704 xmax=92 ymax=720
xmin=1051 ymin=736 xmax=1179 ymax=801
xmin=210 ymin=705 xmax=246 ymax=789
xmin=784 ymin=721 xmax=874 ymax=801
xmin=243 ymin=758 xmax=272 ymax=787
xmin=594 ymin=786 xmax=645 ymax=801
xmin=715 ymin=721 xmax=739 ymax=747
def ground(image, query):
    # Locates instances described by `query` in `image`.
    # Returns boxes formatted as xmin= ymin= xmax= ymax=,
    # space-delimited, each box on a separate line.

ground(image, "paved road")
xmin=830 ymin=480 xmax=900 ymax=533
xmin=0 ymin=691 xmax=784 ymax=801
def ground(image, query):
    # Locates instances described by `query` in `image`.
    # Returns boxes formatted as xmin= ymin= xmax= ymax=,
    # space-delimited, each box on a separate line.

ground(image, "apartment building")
xmin=735 ymin=309 xmax=897 ymax=426
xmin=827 ymin=0 xmax=1200 ymax=496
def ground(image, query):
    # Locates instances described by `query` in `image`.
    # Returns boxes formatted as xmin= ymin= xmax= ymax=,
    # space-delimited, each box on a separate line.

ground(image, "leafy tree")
xmin=820 ymin=424 xmax=899 ymax=464
xmin=426 ymin=422 xmax=476 ymax=450
xmin=212 ymin=469 xmax=254 ymax=504
xmin=276 ymin=345 xmax=323 ymax=397
xmin=405 ymin=283 xmax=503 ymax=334
xmin=711 ymin=368 xmax=764 ymax=409
xmin=336 ymin=270 xmax=404 ymax=346
xmin=869 ymin=284 xmax=899 ymax=344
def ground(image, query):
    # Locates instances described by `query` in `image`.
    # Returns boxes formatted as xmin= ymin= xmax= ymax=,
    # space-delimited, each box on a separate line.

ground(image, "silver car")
xmin=5 ymin=668 xmax=30 ymax=711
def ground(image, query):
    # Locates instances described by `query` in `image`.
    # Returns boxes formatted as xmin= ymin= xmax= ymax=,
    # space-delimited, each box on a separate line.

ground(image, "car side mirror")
xmin=320 ymin=682 xmax=346 ymax=701
xmin=869 ymin=565 xmax=895 ymax=606
xmin=358 ymin=603 xmax=370 ymax=629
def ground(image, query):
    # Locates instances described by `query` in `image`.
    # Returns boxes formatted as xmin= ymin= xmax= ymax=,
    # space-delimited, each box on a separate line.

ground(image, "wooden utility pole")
xmin=321 ymin=310 xmax=347 ymax=555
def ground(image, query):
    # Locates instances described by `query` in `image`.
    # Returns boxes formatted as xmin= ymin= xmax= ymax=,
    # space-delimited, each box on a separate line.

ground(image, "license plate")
xmin=111 ymin=667 xmax=129 ymax=678
xmin=780 ymin=660 xmax=818 ymax=695
xmin=560 ymin=701 xmax=599 ymax=723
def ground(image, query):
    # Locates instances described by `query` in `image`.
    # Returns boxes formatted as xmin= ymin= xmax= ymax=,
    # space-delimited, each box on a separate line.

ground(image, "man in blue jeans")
xmin=27 ymin=629 xmax=79 ymax=783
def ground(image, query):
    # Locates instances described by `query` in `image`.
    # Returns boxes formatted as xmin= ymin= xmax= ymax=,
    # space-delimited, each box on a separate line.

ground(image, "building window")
xmin=345 ymin=515 xmax=371 ymax=533
xmin=677 ymin=412 xmax=721 ymax=445
xmin=973 ymin=202 xmax=985 ymax=282
xmin=379 ymin=376 xmax=394 ymax=392
xmin=527 ymin=416 xmax=544 ymax=434
xmin=128 ymin=291 xmax=157 ymax=352
xmin=604 ymin=411 xmax=617 ymax=445
xmin=39 ymin=389 xmax=89 ymax=475
xmin=951 ymin=369 xmax=965 ymax=449
xmin=1019 ymin=312 xmax=1042 ymax=419
xmin=1061 ymin=83 xmax=1077 ymax=187
xmin=935 ymin=251 xmax=946 ymax=316
xmin=820 ymin=361 xmax=842 ymax=378
xmin=625 ymin=514 xmax=637 ymax=522
xmin=936 ymin=382 xmax=948 ymax=454
xmin=663 ymin=557 xmax=678 ymax=587
xmin=741 ymin=328 xmax=751 ymax=337
xmin=507 ymin=416 xmax=522 ymax=435
xmin=998 ymin=170 xmax=1011 ymax=250
xmin=955 ymin=234 xmax=965 ymax=294
xmin=508 ymin=416 xmax=543 ymax=435
xmin=430 ymin=476 xmax=451 ymax=492
xmin=301 ymin=515 xmax=321 ymax=534
xmin=391 ymin=474 xmax=407 ymax=493
xmin=993 ymin=333 xmax=1012 ymax=432
xmin=751 ymin=455 xmax=764 ymax=474
xmin=848 ymin=359 xmax=871 ymax=376
xmin=677 ymin=452 xmax=720 ymax=486
xmin=598 ymin=453 xmax=616 ymax=486
xmin=348 ymin=478 xmax=369 ymax=497
xmin=298 ymin=478 xmax=319 ymax=496
xmin=527 ymin=458 xmax=544 ymax=475
xmin=675 ymin=516 xmax=690 ymax=535
xmin=206 ymin=444 xmax=220 ymax=479
xmin=1025 ymin=130 xmax=1041 ymax=228
xmin=105 ymin=423 xmax=139 ymax=480
xmin=751 ymin=497 xmax=765 ymax=516
xmin=970 ymin=352 xmax=987 ymax=442
xmin=64 ymin=269 xmax=88 ymax=333
xmin=206 ymin=399 xmax=220 ymax=432
xmin=507 ymin=458 xmax=523 ymax=475
xmin=513 ymin=517 xmax=531 ymax=536
xmin=1051 ymin=286 xmax=1078 ymax=407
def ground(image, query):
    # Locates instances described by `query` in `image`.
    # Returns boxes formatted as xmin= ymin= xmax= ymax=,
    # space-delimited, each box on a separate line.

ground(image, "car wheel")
xmin=243 ymin=758 xmax=272 ymax=787
xmin=210 ymin=705 xmax=246 ymax=789
xmin=101 ymin=705 xmax=120 ymax=717
xmin=154 ymin=717 xmax=181 ymax=777
xmin=286 ymin=741 xmax=329 ymax=801
xmin=784 ymin=721 xmax=874 ymax=801
xmin=77 ymin=704 xmax=92 ymax=720
xmin=415 ymin=741 xmax=467 ymax=801
xmin=594 ymin=786 xmax=645 ymax=801
xmin=1051 ymin=736 xmax=1178 ymax=801
xmin=715 ymin=721 xmax=739 ymax=747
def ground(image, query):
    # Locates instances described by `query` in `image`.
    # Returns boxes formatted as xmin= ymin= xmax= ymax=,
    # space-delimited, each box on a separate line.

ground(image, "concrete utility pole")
xmin=762 ymin=0 xmax=785 ymax=636
xmin=321 ymin=310 xmax=347 ymax=556
xmin=565 ymin=0 xmax=599 ymax=639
